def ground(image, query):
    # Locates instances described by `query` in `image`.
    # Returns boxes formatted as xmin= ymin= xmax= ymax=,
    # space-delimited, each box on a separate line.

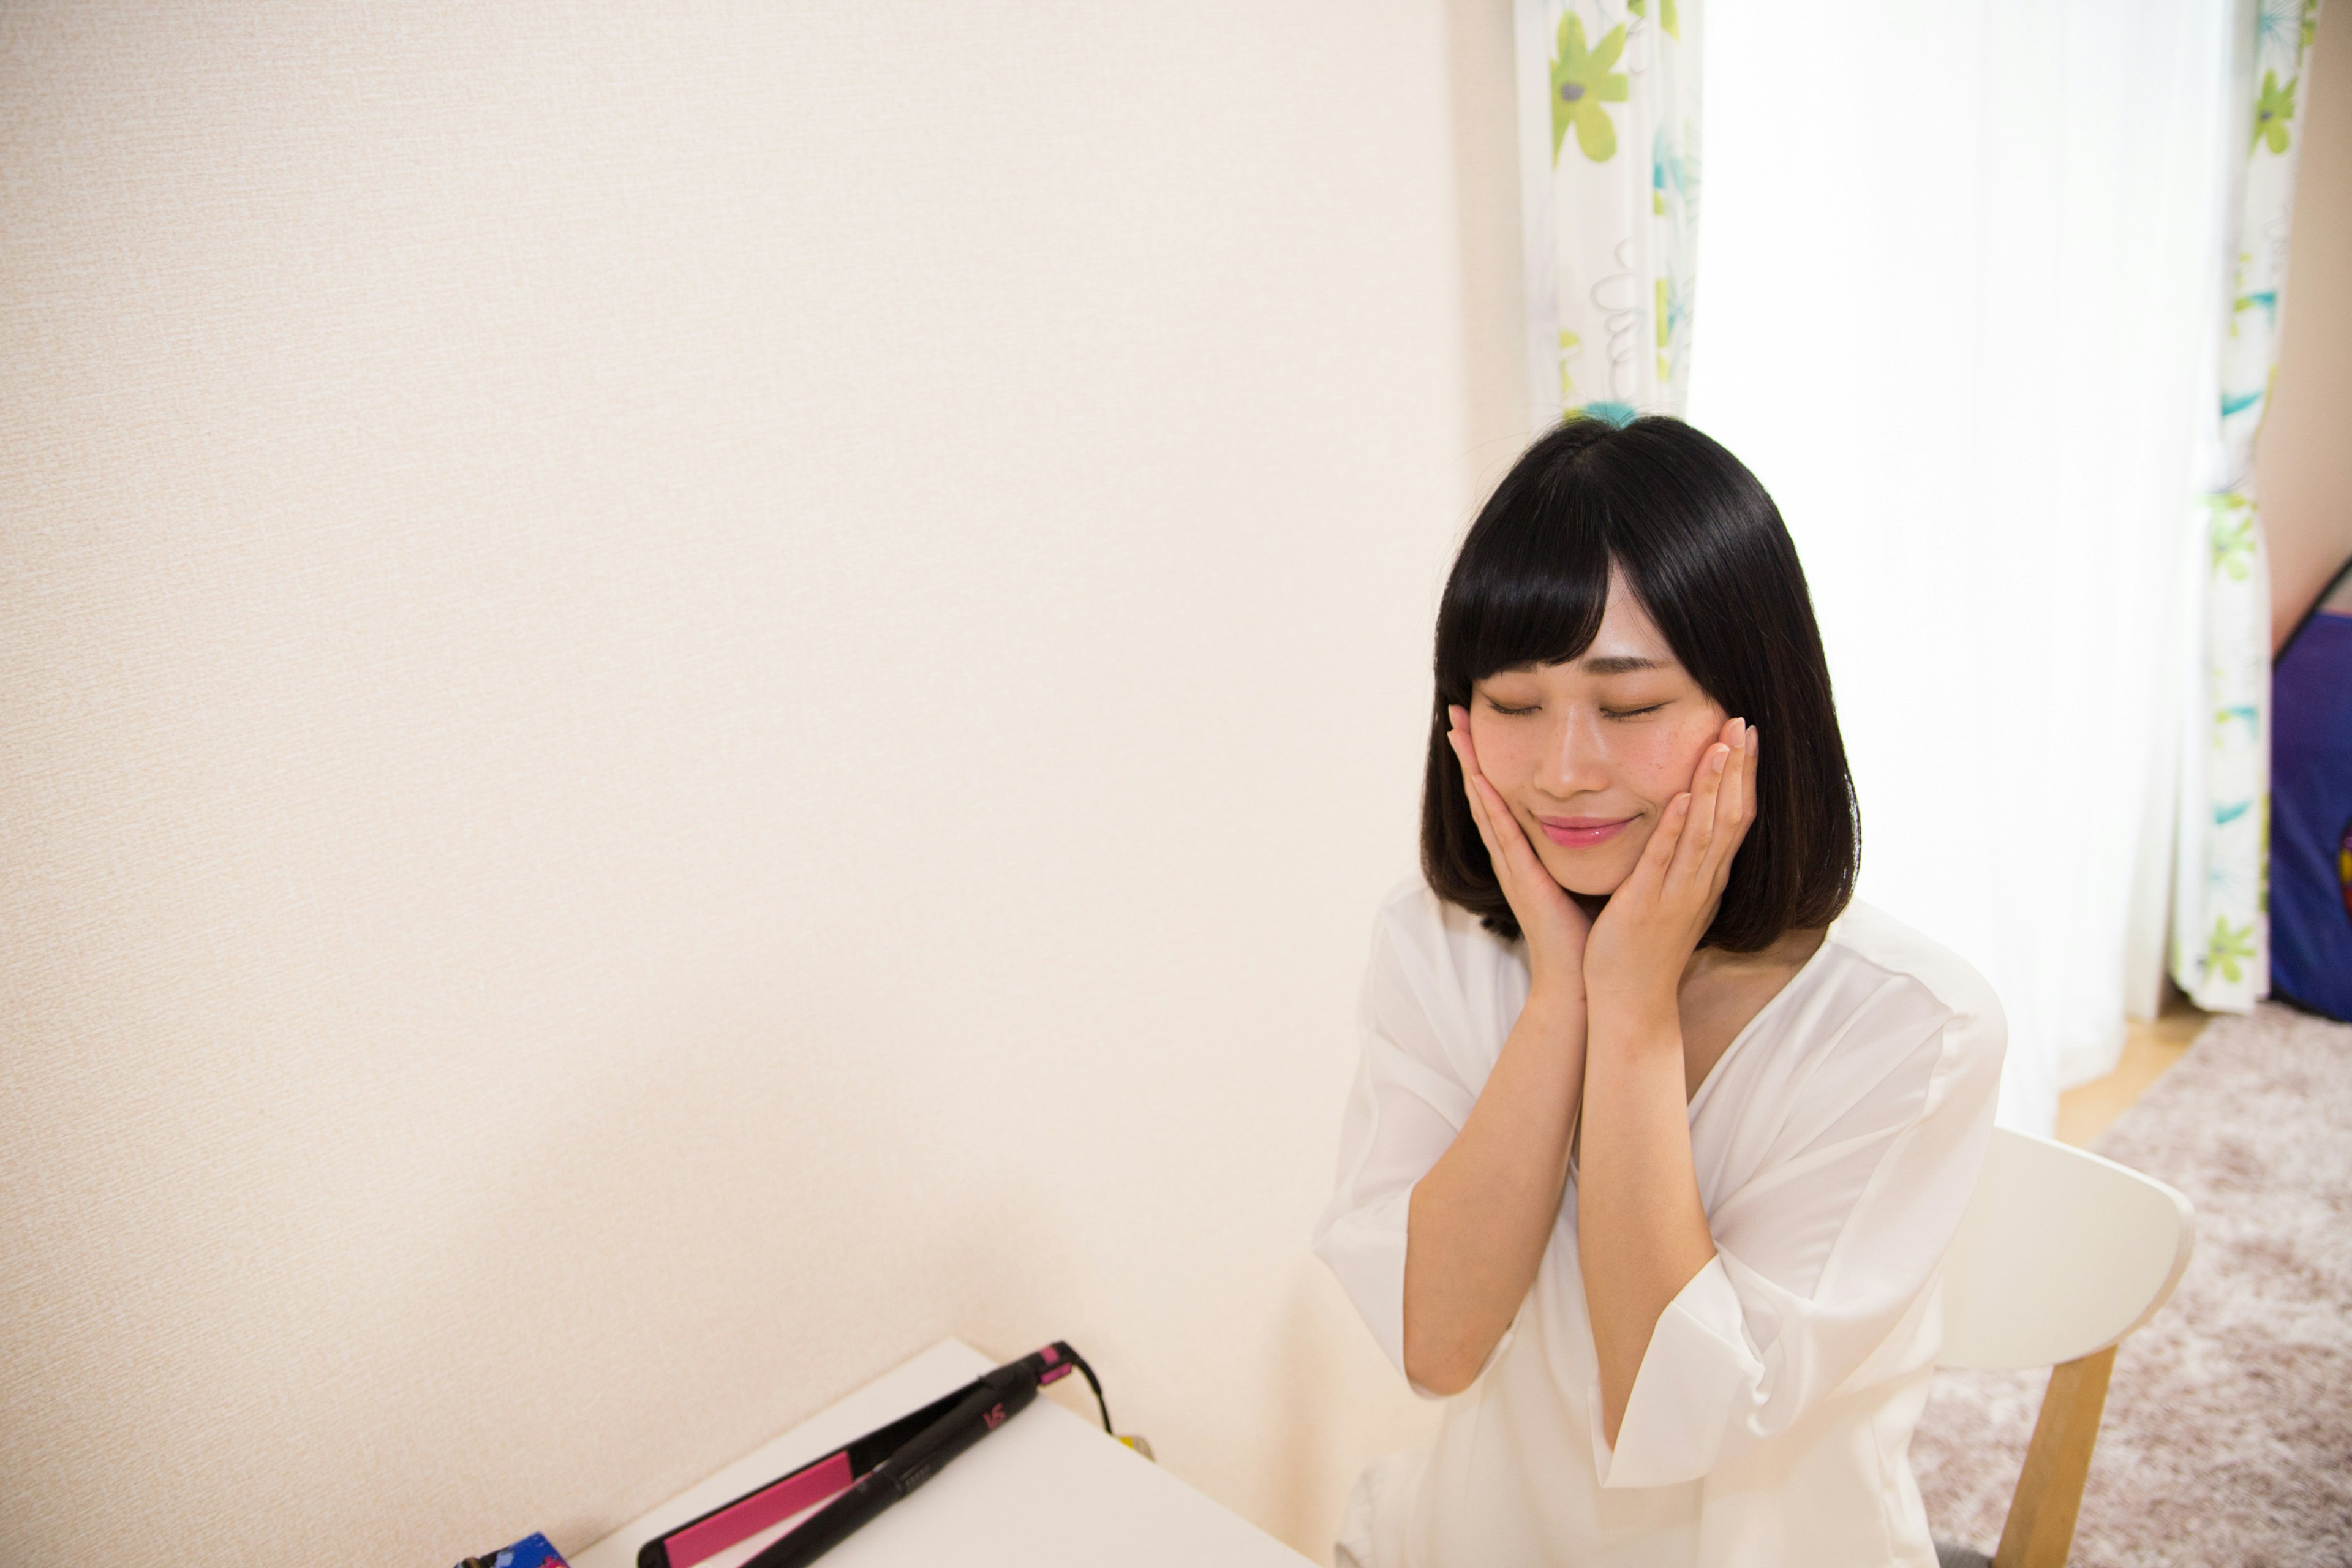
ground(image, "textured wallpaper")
xmin=0 ymin=2 xmax=1525 ymax=1561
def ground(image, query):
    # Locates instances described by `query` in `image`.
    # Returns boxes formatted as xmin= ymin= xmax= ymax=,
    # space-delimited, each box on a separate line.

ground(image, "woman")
xmin=1313 ymin=415 xmax=2003 ymax=1567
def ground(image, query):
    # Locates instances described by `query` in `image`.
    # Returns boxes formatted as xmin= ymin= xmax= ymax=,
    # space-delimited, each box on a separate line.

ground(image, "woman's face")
xmin=1466 ymin=570 xmax=1731 ymax=897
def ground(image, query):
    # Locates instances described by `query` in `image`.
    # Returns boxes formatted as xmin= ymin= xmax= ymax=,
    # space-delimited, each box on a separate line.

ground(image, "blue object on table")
xmin=2271 ymin=568 xmax=2352 ymax=1023
xmin=454 ymin=1531 xmax=570 ymax=1568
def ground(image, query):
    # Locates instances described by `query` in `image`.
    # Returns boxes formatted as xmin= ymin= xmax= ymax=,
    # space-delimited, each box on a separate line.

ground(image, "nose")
xmin=1534 ymin=708 xmax=1611 ymax=801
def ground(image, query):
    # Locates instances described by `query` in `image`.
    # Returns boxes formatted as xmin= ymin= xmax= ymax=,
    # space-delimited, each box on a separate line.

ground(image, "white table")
xmin=571 ymin=1340 xmax=1314 ymax=1568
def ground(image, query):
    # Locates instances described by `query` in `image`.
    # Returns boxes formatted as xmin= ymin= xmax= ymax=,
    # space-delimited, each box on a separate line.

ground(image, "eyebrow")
xmin=1580 ymin=655 xmax=1670 ymax=675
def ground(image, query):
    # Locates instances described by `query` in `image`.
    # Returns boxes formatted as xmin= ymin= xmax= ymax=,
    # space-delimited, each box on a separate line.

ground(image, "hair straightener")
xmin=637 ymin=1342 xmax=1114 ymax=1568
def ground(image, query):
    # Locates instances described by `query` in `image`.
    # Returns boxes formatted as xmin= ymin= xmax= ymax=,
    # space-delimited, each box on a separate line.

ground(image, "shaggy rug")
xmin=1911 ymin=1003 xmax=2352 ymax=1567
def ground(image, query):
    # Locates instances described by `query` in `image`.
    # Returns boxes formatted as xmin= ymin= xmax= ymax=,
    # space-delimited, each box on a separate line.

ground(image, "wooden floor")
xmin=2054 ymin=998 xmax=2208 ymax=1148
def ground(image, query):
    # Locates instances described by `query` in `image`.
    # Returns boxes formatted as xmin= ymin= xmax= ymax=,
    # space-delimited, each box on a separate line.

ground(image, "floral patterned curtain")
xmin=1514 ymin=0 xmax=1702 ymax=426
xmin=2172 ymin=0 xmax=2324 ymax=1011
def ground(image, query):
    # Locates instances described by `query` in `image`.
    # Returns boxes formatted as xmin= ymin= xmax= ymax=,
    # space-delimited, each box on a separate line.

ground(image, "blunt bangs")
xmin=1442 ymin=472 xmax=1615 ymax=701
xmin=1420 ymin=415 xmax=1860 ymax=953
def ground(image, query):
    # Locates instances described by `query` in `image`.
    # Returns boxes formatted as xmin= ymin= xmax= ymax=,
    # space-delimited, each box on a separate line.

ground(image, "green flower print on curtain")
xmin=1515 ymin=0 xmax=1702 ymax=426
xmin=1550 ymin=16 xmax=1628 ymax=164
xmin=2171 ymin=0 xmax=2326 ymax=1012
xmin=2252 ymin=69 xmax=2297 ymax=151
xmin=1627 ymin=0 xmax=1681 ymax=40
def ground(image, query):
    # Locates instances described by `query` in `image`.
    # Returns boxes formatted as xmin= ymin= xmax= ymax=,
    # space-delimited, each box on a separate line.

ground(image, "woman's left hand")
xmin=1582 ymin=717 xmax=1759 ymax=1022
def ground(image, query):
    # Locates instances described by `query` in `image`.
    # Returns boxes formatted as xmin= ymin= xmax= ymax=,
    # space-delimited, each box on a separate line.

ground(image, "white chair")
xmin=1931 ymin=1128 xmax=2196 ymax=1568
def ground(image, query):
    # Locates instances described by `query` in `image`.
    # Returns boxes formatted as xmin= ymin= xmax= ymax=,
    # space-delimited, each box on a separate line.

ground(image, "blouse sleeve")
xmin=1310 ymin=889 xmax=1492 ymax=1392
xmin=1591 ymin=979 xmax=2005 ymax=1488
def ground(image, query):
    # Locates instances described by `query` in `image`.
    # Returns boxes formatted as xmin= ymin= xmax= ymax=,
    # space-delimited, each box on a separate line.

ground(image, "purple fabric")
xmin=2271 ymin=609 xmax=2352 ymax=1021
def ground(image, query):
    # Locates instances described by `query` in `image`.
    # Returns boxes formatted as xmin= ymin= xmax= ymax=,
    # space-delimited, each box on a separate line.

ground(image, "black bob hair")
xmin=1421 ymin=415 xmax=1859 ymax=952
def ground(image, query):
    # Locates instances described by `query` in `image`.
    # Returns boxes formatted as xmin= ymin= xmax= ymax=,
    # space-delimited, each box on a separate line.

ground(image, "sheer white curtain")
xmin=1687 ymin=0 xmax=2234 ymax=1132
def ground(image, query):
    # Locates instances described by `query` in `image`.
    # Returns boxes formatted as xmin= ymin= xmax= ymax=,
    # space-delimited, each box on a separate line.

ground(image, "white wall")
xmin=0 ymin=4 xmax=1529 ymax=1560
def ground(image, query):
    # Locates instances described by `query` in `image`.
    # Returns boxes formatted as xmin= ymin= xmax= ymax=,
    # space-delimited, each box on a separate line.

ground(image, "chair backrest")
xmin=1939 ymin=1128 xmax=2196 ymax=1372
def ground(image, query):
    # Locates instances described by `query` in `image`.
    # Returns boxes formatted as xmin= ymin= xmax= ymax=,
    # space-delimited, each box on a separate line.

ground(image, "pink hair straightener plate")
xmin=636 ymin=1341 xmax=1114 ymax=1568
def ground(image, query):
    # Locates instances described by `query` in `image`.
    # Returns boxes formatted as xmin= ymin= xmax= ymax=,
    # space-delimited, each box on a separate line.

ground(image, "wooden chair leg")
xmin=1992 ymin=1346 xmax=2117 ymax=1568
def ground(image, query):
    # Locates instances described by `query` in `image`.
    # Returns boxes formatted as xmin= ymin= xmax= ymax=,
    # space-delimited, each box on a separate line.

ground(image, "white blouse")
xmin=1313 ymin=881 xmax=2004 ymax=1568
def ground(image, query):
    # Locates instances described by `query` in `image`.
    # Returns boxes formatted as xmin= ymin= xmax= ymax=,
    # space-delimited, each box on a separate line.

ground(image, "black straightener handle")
xmin=742 ymin=1341 xmax=1106 ymax=1568
xmin=639 ymin=1342 xmax=1114 ymax=1568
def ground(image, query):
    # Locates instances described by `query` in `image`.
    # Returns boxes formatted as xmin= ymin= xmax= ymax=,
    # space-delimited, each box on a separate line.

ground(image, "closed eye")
xmin=1602 ymin=703 xmax=1667 ymax=720
xmin=1483 ymin=699 xmax=1540 ymax=717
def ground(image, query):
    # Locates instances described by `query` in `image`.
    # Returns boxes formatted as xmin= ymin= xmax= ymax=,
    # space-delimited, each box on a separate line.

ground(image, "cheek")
xmin=1467 ymin=713 xmax=1540 ymax=789
xmin=1613 ymin=715 xmax=1723 ymax=802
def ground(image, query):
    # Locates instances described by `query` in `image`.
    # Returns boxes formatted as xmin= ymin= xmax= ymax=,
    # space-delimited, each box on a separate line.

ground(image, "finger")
xmin=1444 ymin=710 xmax=1562 ymax=901
xmin=1447 ymin=712 xmax=1525 ymax=880
xmin=1448 ymin=704 xmax=1480 ymax=781
xmin=1623 ymin=791 xmax=1691 ymax=902
xmin=1472 ymin=771 xmax=1547 ymax=883
xmin=1733 ymin=723 xmax=1758 ymax=832
xmin=1723 ymin=721 xmax=1757 ymax=832
xmin=1451 ymin=741 xmax=1530 ymax=897
xmin=1705 ymin=723 xmax=1760 ymax=893
xmin=1466 ymin=777 xmax=1505 ymax=866
xmin=1727 ymin=722 xmax=1761 ymax=848
xmin=1744 ymin=724 xmax=1760 ymax=812
xmin=1712 ymin=717 xmax=1749 ymax=825
xmin=1446 ymin=708 xmax=1487 ymax=801
xmin=1674 ymin=739 xmax=1734 ymax=884
xmin=1447 ymin=730 xmax=1504 ymax=862
xmin=1704 ymin=723 xmax=1749 ymax=875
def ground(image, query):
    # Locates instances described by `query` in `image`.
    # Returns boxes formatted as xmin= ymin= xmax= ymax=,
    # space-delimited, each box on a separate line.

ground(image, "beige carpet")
xmin=1911 ymin=1003 xmax=2352 ymax=1566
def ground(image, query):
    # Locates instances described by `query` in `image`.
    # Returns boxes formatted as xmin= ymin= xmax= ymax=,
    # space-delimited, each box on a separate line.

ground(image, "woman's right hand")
xmin=1447 ymin=704 xmax=1592 ymax=1003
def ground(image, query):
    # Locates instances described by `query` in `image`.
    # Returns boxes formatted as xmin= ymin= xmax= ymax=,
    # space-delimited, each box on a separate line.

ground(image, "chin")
xmin=1541 ymin=853 xmax=1631 ymax=900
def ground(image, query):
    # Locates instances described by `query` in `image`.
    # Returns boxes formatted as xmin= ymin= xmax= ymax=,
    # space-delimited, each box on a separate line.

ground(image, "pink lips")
xmin=1535 ymin=815 xmax=1634 ymax=848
